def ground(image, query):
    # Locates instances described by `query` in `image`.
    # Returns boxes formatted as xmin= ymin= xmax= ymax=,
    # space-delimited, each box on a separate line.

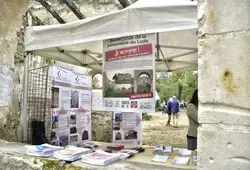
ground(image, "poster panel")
xmin=92 ymin=90 xmax=103 ymax=111
xmin=112 ymin=112 xmax=142 ymax=146
xmin=51 ymin=66 xmax=92 ymax=146
xmin=103 ymin=34 xmax=156 ymax=113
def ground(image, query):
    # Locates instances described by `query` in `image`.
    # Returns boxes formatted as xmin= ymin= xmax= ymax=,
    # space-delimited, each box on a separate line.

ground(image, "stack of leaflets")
xmin=172 ymin=156 xmax=190 ymax=165
xmin=193 ymin=156 xmax=197 ymax=165
xmin=78 ymin=141 xmax=99 ymax=150
xmin=53 ymin=146 xmax=92 ymax=161
xmin=82 ymin=150 xmax=120 ymax=166
xmin=152 ymin=155 xmax=169 ymax=163
xmin=178 ymin=149 xmax=192 ymax=156
xmin=153 ymin=145 xmax=173 ymax=155
xmin=119 ymin=149 xmax=139 ymax=159
xmin=106 ymin=144 xmax=124 ymax=151
xmin=153 ymin=144 xmax=164 ymax=154
xmin=25 ymin=144 xmax=63 ymax=157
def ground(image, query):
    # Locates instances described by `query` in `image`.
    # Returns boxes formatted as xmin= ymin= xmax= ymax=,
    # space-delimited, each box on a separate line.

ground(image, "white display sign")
xmin=112 ymin=112 xmax=142 ymax=146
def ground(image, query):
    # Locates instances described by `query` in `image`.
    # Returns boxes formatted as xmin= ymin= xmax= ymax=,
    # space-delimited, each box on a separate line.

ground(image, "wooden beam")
xmin=61 ymin=0 xmax=85 ymax=19
xmin=26 ymin=9 xmax=45 ymax=26
xmin=118 ymin=0 xmax=131 ymax=8
xmin=36 ymin=0 xmax=66 ymax=24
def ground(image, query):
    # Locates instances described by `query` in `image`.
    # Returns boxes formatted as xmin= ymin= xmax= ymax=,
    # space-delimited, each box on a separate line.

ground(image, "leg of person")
xmin=166 ymin=113 xmax=171 ymax=125
xmin=176 ymin=113 xmax=179 ymax=128
xmin=172 ymin=113 xmax=175 ymax=127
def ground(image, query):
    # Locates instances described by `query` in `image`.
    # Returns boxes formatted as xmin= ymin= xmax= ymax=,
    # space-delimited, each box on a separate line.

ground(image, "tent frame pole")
xmin=21 ymin=52 xmax=30 ymax=143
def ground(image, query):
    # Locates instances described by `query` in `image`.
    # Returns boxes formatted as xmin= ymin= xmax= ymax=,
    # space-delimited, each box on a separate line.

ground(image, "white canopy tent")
xmin=24 ymin=0 xmax=198 ymax=73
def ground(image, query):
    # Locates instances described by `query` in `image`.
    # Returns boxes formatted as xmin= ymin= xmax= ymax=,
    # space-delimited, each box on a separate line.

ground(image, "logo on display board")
xmin=75 ymin=76 xmax=80 ymax=83
xmin=57 ymin=71 xmax=61 ymax=78
xmin=131 ymin=101 xmax=138 ymax=108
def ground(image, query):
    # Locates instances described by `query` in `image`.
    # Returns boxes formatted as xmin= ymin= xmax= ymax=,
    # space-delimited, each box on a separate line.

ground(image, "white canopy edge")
xmin=24 ymin=0 xmax=197 ymax=51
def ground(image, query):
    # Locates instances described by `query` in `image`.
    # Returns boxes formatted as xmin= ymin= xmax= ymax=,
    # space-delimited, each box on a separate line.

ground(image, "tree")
xmin=172 ymin=72 xmax=185 ymax=100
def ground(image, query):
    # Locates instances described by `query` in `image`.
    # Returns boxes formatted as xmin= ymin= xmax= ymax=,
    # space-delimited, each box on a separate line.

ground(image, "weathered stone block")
xmin=0 ymin=66 xmax=14 ymax=107
xmin=198 ymin=125 xmax=250 ymax=170
xmin=198 ymin=0 xmax=250 ymax=35
xmin=198 ymin=32 xmax=250 ymax=110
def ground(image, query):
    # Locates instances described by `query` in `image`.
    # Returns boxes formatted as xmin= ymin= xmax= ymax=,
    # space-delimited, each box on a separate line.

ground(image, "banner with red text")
xmin=103 ymin=34 xmax=156 ymax=113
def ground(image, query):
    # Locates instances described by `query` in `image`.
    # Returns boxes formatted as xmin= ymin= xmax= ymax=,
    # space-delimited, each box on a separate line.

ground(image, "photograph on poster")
xmin=82 ymin=130 xmax=89 ymax=140
xmin=113 ymin=122 xmax=120 ymax=130
xmin=60 ymin=135 xmax=68 ymax=146
xmin=70 ymin=126 xmax=77 ymax=134
xmin=70 ymin=135 xmax=78 ymax=143
xmin=115 ymin=113 xmax=122 ymax=122
xmin=115 ymin=132 xmax=122 ymax=140
xmin=52 ymin=115 xmax=59 ymax=129
xmin=103 ymin=69 xmax=153 ymax=98
xmin=52 ymin=87 xmax=59 ymax=108
xmin=124 ymin=130 xmax=137 ymax=140
xmin=70 ymin=114 xmax=76 ymax=124
xmin=71 ymin=90 xmax=79 ymax=108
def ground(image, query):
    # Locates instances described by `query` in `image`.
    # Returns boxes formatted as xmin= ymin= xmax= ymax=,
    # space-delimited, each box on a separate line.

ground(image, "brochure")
xmin=25 ymin=144 xmax=63 ymax=157
xmin=193 ymin=156 xmax=197 ymax=165
xmin=178 ymin=149 xmax=191 ymax=156
xmin=82 ymin=150 xmax=120 ymax=166
xmin=53 ymin=146 xmax=92 ymax=161
xmin=152 ymin=155 xmax=169 ymax=163
xmin=172 ymin=156 xmax=190 ymax=165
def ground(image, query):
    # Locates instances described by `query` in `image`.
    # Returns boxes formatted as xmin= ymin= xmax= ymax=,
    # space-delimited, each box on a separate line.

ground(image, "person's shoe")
xmin=166 ymin=124 xmax=170 ymax=126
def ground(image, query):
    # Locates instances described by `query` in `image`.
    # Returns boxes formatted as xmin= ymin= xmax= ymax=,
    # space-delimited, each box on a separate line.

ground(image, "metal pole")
xmin=156 ymin=33 xmax=160 ymax=59
xmin=21 ymin=52 xmax=30 ymax=143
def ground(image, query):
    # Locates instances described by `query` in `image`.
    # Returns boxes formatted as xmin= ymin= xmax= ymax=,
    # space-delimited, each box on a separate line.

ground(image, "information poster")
xmin=103 ymin=34 xmax=156 ymax=113
xmin=51 ymin=66 xmax=92 ymax=146
xmin=92 ymin=89 xmax=103 ymax=111
xmin=112 ymin=112 xmax=142 ymax=146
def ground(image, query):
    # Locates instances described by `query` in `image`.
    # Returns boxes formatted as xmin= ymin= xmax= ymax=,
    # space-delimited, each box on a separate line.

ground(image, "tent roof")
xmin=24 ymin=0 xmax=198 ymax=73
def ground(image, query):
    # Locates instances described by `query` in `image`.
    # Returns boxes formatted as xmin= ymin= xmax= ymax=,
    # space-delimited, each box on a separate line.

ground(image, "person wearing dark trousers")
xmin=171 ymin=96 xmax=180 ymax=128
xmin=186 ymin=89 xmax=198 ymax=152
xmin=165 ymin=98 xmax=173 ymax=126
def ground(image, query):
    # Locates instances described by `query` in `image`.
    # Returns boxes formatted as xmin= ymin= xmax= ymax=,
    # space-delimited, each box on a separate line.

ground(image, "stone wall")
xmin=198 ymin=0 xmax=250 ymax=170
xmin=91 ymin=111 xmax=112 ymax=142
xmin=0 ymin=0 xmax=31 ymax=141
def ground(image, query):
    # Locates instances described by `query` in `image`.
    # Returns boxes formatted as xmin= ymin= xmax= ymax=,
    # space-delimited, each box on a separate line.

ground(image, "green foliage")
xmin=92 ymin=75 xmax=100 ymax=89
xmin=142 ymin=112 xmax=153 ymax=121
xmin=156 ymin=71 xmax=198 ymax=102
xmin=104 ymin=88 xmax=116 ymax=97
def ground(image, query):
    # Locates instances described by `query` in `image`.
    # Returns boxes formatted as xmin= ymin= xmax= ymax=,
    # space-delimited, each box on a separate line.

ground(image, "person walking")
xmin=171 ymin=96 xmax=180 ymax=128
xmin=186 ymin=89 xmax=198 ymax=151
xmin=165 ymin=97 xmax=173 ymax=126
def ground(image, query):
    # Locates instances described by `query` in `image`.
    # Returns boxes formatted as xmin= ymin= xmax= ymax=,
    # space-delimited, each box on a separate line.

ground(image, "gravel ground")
xmin=142 ymin=110 xmax=189 ymax=148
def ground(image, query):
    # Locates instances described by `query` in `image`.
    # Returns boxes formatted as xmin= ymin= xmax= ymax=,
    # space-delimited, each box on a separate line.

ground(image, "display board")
xmin=103 ymin=33 xmax=156 ymax=146
xmin=103 ymin=33 xmax=156 ymax=113
xmin=51 ymin=66 xmax=92 ymax=146
xmin=112 ymin=112 xmax=142 ymax=146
